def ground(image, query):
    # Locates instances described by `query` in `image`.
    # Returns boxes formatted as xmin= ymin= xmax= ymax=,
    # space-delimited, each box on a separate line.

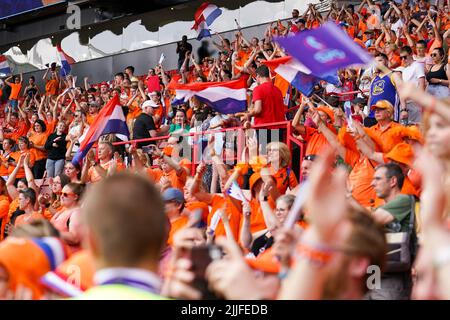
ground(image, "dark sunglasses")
xmin=303 ymin=154 xmax=317 ymax=161
xmin=400 ymin=55 xmax=408 ymax=60
xmin=431 ymin=53 xmax=438 ymax=57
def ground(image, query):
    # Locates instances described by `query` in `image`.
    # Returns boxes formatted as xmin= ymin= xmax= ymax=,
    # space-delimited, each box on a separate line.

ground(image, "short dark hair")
xmin=114 ymin=72 xmax=124 ymax=79
xmin=377 ymin=163 xmax=405 ymax=190
xmin=374 ymin=52 xmax=388 ymax=61
xmin=400 ymin=46 xmax=413 ymax=55
xmin=29 ymin=76 xmax=35 ymax=81
xmin=19 ymin=188 xmax=36 ymax=206
xmin=125 ymin=66 xmax=135 ymax=73
xmin=433 ymin=47 xmax=445 ymax=57
xmin=256 ymin=65 xmax=270 ymax=78
xmin=416 ymin=40 xmax=427 ymax=47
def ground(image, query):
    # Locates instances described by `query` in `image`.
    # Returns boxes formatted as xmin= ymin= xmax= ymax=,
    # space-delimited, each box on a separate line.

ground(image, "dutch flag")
xmin=57 ymin=44 xmax=75 ymax=77
xmin=192 ymin=2 xmax=222 ymax=40
xmin=72 ymin=94 xmax=129 ymax=164
xmin=0 ymin=55 xmax=11 ymax=76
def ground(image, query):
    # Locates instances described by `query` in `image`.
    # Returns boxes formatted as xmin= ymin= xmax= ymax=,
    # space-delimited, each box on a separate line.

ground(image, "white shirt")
xmin=401 ymin=61 xmax=425 ymax=87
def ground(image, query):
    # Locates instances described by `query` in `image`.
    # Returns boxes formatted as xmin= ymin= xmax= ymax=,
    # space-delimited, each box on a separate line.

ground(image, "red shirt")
xmin=252 ymin=81 xmax=286 ymax=128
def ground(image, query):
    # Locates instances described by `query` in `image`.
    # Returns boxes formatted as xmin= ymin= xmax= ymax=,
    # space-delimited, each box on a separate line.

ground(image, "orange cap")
xmin=317 ymin=106 xmax=335 ymax=123
xmin=386 ymin=143 xmax=414 ymax=167
xmin=246 ymin=249 xmax=281 ymax=274
xmin=370 ymin=100 xmax=394 ymax=113
xmin=249 ymin=172 xmax=263 ymax=194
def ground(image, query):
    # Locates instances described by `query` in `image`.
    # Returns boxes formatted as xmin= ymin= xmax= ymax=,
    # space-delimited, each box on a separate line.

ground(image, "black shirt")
xmin=133 ymin=113 xmax=156 ymax=148
xmin=177 ymin=41 xmax=193 ymax=62
xmin=45 ymin=133 xmax=67 ymax=160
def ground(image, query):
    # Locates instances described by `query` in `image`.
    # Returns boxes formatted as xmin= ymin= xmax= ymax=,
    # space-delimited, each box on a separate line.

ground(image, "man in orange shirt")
xmin=163 ymin=188 xmax=189 ymax=246
xmin=4 ymin=73 xmax=22 ymax=112
xmin=43 ymin=68 xmax=59 ymax=97
xmin=82 ymin=141 xmax=125 ymax=184
xmin=296 ymin=106 xmax=337 ymax=156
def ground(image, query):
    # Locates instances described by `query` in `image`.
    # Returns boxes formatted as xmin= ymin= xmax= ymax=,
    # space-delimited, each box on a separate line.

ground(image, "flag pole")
xmin=313 ymin=94 xmax=334 ymax=109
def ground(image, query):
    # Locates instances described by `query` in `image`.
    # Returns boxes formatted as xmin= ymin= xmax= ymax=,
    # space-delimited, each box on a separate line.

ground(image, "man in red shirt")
xmin=246 ymin=65 xmax=286 ymax=144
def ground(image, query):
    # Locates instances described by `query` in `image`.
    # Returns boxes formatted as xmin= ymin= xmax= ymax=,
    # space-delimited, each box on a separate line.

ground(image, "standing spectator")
xmin=425 ymin=47 xmax=450 ymax=98
xmin=28 ymin=120 xmax=48 ymax=179
xmin=45 ymin=121 xmax=67 ymax=178
xmin=133 ymin=100 xmax=161 ymax=149
xmin=399 ymin=46 xmax=426 ymax=125
xmin=368 ymin=53 xmax=403 ymax=124
xmin=176 ymin=35 xmax=192 ymax=71
xmin=43 ymin=67 xmax=59 ymax=98
xmin=124 ymin=66 xmax=139 ymax=83
xmin=367 ymin=163 xmax=414 ymax=300
xmin=246 ymin=65 xmax=286 ymax=138
xmin=4 ymin=74 xmax=22 ymax=113
xmin=23 ymin=76 xmax=40 ymax=101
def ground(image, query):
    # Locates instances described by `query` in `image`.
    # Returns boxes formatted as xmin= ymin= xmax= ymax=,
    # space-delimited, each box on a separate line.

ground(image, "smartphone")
xmin=189 ymin=245 xmax=224 ymax=300
xmin=142 ymin=145 xmax=156 ymax=154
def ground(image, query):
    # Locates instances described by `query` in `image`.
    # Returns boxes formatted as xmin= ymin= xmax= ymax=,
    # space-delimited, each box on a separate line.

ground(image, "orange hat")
xmin=317 ymin=106 xmax=335 ymax=123
xmin=41 ymin=250 xmax=95 ymax=297
xmin=370 ymin=100 xmax=394 ymax=113
xmin=386 ymin=143 xmax=414 ymax=167
xmin=246 ymin=249 xmax=281 ymax=274
xmin=249 ymin=172 xmax=263 ymax=195
xmin=0 ymin=237 xmax=68 ymax=300
xmin=404 ymin=126 xmax=424 ymax=144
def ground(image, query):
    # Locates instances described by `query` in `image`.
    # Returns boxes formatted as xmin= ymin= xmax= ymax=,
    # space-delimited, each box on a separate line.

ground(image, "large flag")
xmin=169 ymin=77 xmax=247 ymax=114
xmin=275 ymin=22 xmax=372 ymax=78
xmin=263 ymin=56 xmax=339 ymax=97
xmin=192 ymin=2 xmax=222 ymax=40
xmin=72 ymin=95 xmax=129 ymax=164
xmin=57 ymin=44 xmax=75 ymax=77
xmin=0 ymin=55 xmax=11 ymax=76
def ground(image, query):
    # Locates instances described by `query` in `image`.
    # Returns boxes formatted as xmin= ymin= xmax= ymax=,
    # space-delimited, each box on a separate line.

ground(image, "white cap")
xmin=141 ymin=100 xmax=159 ymax=109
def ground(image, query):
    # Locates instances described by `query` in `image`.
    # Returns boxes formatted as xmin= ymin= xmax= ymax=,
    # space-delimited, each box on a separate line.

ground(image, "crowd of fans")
xmin=0 ymin=0 xmax=449 ymax=300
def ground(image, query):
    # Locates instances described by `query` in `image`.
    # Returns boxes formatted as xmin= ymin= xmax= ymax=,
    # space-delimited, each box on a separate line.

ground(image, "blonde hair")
xmin=267 ymin=142 xmax=291 ymax=167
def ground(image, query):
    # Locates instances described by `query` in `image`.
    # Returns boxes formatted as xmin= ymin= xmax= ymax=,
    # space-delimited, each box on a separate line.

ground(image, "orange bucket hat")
xmin=317 ymin=106 xmax=335 ymax=123
xmin=385 ymin=143 xmax=415 ymax=167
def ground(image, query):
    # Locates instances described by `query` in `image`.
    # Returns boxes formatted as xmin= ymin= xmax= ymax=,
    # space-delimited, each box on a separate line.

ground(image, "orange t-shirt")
xmin=14 ymin=211 xmax=43 ymax=226
xmin=87 ymin=159 xmax=125 ymax=183
xmin=167 ymin=215 xmax=189 ymax=246
xmin=268 ymin=166 xmax=298 ymax=195
xmin=302 ymin=125 xmax=337 ymax=156
xmin=207 ymin=195 xmax=242 ymax=240
xmin=4 ymin=120 xmax=30 ymax=142
xmin=185 ymin=201 xmax=209 ymax=224
xmin=86 ymin=113 xmax=98 ymax=126
xmin=365 ymin=122 xmax=404 ymax=153
xmin=45 ymin=79 xmax=59 ymax=96
xmin=9 ymin=150 xmax=35 ymax=179
xmin=8 ymin=83 xmax=22 ymax=100
xmin=29 ymin=132 xmax=49 ymax=161
xmin=158 ymin=168 xmax=187 ymax=190
xmin=346 ymin=149 xmax=377 ymax=208
xmin=388 ymin=54 xmax=402 ymax=69
xmin=0 ymin=195 xmax=11 ymax=240
xmin=0 ymin=151 xmax=14 ymax=176
xmin=45 ymin=119 xmax=57 ymax=135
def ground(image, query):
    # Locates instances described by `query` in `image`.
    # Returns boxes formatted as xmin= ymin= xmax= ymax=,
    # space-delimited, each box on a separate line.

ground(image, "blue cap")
xmin=162 ymin=188 xmax=185 ymax=203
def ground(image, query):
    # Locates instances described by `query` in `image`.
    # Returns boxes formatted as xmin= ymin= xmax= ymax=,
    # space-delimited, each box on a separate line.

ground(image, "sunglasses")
xmin=400 ymin=55 xmax=408 ymax=60
xmin=431 ymin=53 xmax=438 ymax=57
xmin=61 ymin=192 xmax=76 ymax=197
xmin=303 ymin=155 xmax=317 ymax=161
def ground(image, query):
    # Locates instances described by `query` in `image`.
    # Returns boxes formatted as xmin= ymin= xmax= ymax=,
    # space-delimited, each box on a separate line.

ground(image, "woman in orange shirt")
xmin=29 ymin=119 xmax=48 ymax=179
xmin=10 ymin=136 xmax=35 ymax=180
xmin=0 ymin=177 xmax=11 ymax=241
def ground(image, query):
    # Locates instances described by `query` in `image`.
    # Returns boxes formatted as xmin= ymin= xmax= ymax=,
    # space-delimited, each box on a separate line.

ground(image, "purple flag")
xmin=275 ymin=22 xmax=373 ymax=78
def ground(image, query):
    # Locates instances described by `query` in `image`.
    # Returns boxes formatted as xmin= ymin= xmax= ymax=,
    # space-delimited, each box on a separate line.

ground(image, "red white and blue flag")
xmin=72 ymin=94 xmax=129 ymax=164
xmin=0 ymin=55 xmax=11 ymax=76
xmin=263 ymin=56 xmax=339 ymax=97
xmin=170 ymin=77 xmax=247 ymax=114
xmin=57 ymin=44 xmax=75 ymax=77
xmin=192 ymin=2 xmax=222 ymax=40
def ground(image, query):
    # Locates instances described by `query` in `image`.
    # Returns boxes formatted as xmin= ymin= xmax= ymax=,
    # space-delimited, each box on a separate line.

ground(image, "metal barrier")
xmin=112 ymin=120 xmax=306 ymax=176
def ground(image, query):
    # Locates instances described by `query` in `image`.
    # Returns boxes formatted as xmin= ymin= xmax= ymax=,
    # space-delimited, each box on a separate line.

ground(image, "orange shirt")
xmin=8 ymin=83 xmax=22 ymax=100
xmin=45 ymin=119 xmax=57 ymax=135
xmin=0 ymin=195 xmax=11 ymax=240
xmin=302 ymin=125 xmax=337 ymax=156
xmin=4 ymin=120 xmax=30 ymax=142
xmin=0 ymin=151 xmax=14 ymax=176
xmin=365 ymin=122 xmax=404 ymax=153
xmin=14 ymin=211 xmax=43 ymax=226
xmin=346 ymin=149 xmax=377 ymax=208
xmin=86 ymin=113 xmax=98 ymax=126
xmin=207 ymin=195 xmax=242 ymax=240
xmin=29 ymin=132 xmax=49 ymax=161
xmin=185 ymin=201 xmax=209 ymax=224
xmin=45 ymin=79 xmax=59 ymax=96
xmin=9 ymin=150 xmax=35 ymax=179
xmin=167 ymin=215 xmax=189 ymax=246
xmin=157 ymin=168 xmax=187 ymax=190
xmin=268 ymin=166 xmax=298 ymax=195
xmin=87 ymin=159 xmax=125 ymax=183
